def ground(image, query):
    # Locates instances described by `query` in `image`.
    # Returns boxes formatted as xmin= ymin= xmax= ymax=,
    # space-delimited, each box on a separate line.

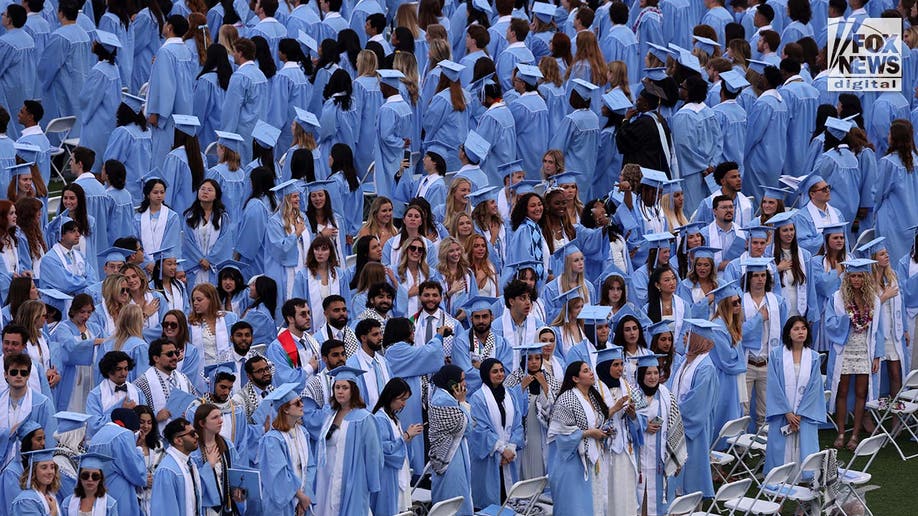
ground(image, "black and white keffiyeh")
xmin=428 ymin=401 xmax=470 ymax=475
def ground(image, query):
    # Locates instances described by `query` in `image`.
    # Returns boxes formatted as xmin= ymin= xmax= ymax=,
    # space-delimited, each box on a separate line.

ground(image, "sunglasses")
xmin=6 ymin=368 xmax=29 ymax=377
xmin=80 ymin=471 xmax=102 ymax=481
xmin=731 ymin=299 xmax=742 ymax=307
xmin=161 ymin=350 xmax=178 ymax=358
xmin=162 ymin=321 xmax=179 ymax=329
xmin=291 ymin=399 xmax=304 ymax=407
xmin=407 ymin=245 xmax=424 ymax=253
xmin=814 ymin=185 xmax=832 ymax=193
xmin=120 ymin=288 xmax=130 ymax=295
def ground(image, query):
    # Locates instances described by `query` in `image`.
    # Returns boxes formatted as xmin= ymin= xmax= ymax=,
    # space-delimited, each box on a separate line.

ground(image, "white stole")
xmin=743 ymin=292 xmax=781 ymax=358
xmin=574 ymin=390 xmax=601 ymax=474
xmin=53 ymin=242 xmax=86 ymax=277
xmin=501 ymin=311 xmax=537 ymax=353
xmin=282 ymin=427 xmax=311 ymax=491
xmin=140 ymin=207 xmax=173 ymax=253
xmin=68 ymin=493 xmax=109 ymax=516
xmin=782 ymin=347 xmax=812 ymax=413
xmin=482 ymin=386 xmax=516 ymax=489
xmin=190 ymin=314 xmax=231 ymax=363
xmin=805 ymin=202 xmax=839 ymax=231
xmin=100 ymin=380 xmax=143 ymax=413
xmin=0 ymin=388 xmax=33 ymax=435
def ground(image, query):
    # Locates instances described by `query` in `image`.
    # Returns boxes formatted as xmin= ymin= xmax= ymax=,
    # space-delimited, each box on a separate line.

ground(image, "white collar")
xmin=167 ymin=446 xmax=191 ymax=464
xmin=756 ymin=24 xmax=773 ymax=33
xmin=760 ymin=89 xmax=783 ymax=102
xmin=258 ymin=16 xmax=278 ymax=23
xmin=384 ymin=93 xmax=404 ymax=103
xmin=324 ymin=11 xmax=342 ymax=19
xmin=76 ymin=172 xmax=96 ymax=180
xmin=239 ymin=60 xmax=255 ymax=68
xmin=20 ymin=125 xmax=42 ymax=137
xmin=487 ymin=100 xmax=506 ymax=110
xmin=783 ymin=75 xmax=804 ymax=85
xmin=282 ymin=61 xmax=299 ymax=69
xmin=681 ymin=102 xmax=706 ymax=113
xmin=164 ymin=37 xmax=183 ymax=45
xmin=850 ymin=7 xmax=867 ymax=15
xmin=498 ymin=15 xmax=512 ymax=22
xmin=369 ymin=34 xmax=384 ymax=42
xmin=507 ymin=41 xmax=526 ymax=49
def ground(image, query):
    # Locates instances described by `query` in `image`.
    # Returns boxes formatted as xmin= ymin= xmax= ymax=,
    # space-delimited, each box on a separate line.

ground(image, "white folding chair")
xmin=723 ymin=461 xmax=795 ymax=515
xmin=762 ymin=450 xmax=826 ymax=515
xmin=666 ymin=491 xmax=703 ymax=515
xmin=835 ymin=434 xmax=887 ymax=516
xmin=362 ymin=161 xmax=377 ymax=198
xmin=710 ymin=416 xmax=750 ymax=482
xmin=48 ymin=195 xmax=62 ymax=218
xmin=494 ymin=476 xmax=547 ymax=516
xmin=139 ymin=82 xmax=150 ymax=98
xmin=724 ymin=422 xmax=769 ymax=485
xmin=345 ymin=253 xmax=357 ymax=269
xmin=866 ymin=369 xmax=918 ymax=460
xmin=44 ymin=116 xmax=77 ymax=183
xmin=204 ymin=141 xmax=219 ymax=168
xmin=410 ymin=462 xmax=432 ymax=505
xmin=698 ymin=478 xmax=752 ymax=515
xmin=428 ymin=496 xmax=465 ymax=516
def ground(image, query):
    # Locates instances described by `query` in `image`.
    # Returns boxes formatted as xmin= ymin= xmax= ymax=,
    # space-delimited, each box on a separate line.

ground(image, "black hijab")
xmin=596 ymin=359 xmax=621 ymax=390
xmin=431 ymin=364 xmax=464 ymax=392
xmin=480 ymin=358 xmax=507 ymax=424
xmin=637 ymin=366 xmax=660 ymax=397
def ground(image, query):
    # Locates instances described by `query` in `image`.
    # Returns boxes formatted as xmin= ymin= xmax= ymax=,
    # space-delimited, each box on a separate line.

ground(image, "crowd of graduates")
xmin=0 ymin=0 xmax=917 ymax=514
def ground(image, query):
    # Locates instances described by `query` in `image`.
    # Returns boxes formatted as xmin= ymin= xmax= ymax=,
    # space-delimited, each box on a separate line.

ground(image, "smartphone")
xmin=650 ymin=416 xmax=663 ymax=425
xmin=780 ymin=424 xmax=794 ymax=436
xmin=403 ymin=148 xmax=412 ymax=162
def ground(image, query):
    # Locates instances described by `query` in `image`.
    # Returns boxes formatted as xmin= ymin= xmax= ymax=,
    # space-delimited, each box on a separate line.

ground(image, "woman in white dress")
xmin=292 ymin=235 xmax=346 ymax=330
xmin=466 ymin=233 xmax=500 ymax=297
xmin=188 ymin=283 xmax=239 ymax=367
xmin=135 ymin=405 xmax=166 ymax=516
xmin=371 ymin=378 xmax=423 ymax=515
xmin=133 ymin=178 xmax=182 ymax=265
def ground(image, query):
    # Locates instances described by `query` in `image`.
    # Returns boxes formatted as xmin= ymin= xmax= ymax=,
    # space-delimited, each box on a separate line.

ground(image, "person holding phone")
xmin=371 ymin=378 xmax=423 ymax=515
xmin=595 ymin=346 xmax=640 ymax=516
xmin=428 ymin=364 xmax=474 ymax=515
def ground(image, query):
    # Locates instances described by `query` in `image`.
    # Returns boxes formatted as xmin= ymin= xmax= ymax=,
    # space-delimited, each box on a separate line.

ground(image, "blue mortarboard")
xmin=515 ymin=63 xmax=543 ymax=86
xmin=644 ymin=67 xmax=668 ymax=81
xmin=825 ymin=117 xmax=854 ymax=139
xmin=571 ymin=78 xmax=599 ymax=98
xmin=551 ymin=171 xmax=578 ymax=186
xmin=765 ymin=209 xmax=797 ymax=228
xmin=514 ymin=342 xmax=545 ymax=357
xmin=438 ymin=60 xmax=465 ymax=82
xmin=692 ymin=35 xmax=721 ymax=54
xmin=742 ymin=225 xmax=772 ymax=240
xmin=643 ymin=232 xmax=675 ymax=249
xmin=95 ymin=29 xmax=121 ymax=50
xmin=612 ymin=304 xmax=644 ymax=327
xmin=577 ymin=304 xmax=613 ymax=323
xmin=646 ymin=320 xmax=674 ymax=337
xmin=54 ymin=411 xmax=91 ymax=433
xmin=426 ymin=140 xmax=451 ymax=160
xmin=151 ymin=245 xmax=180 ymax=262
xmin=165 ymin=389 xmax=197 ymax=417
xmin=720 ymin=69 xmax=750 ymax=93
xmin=505 ymin=259 xmax=541 ymax=275
xmin=252 ymin=120 xmax=281 ymax=148
xmin=682 ymin=318 xmax=722 ymax=341
xmin=472 ymin=0 xmax=493 ymax=15
xmin=8 ymin=162 xmax=35 ymax=178
xmin=464 ymin=295 xmax=499 ymax=313
xmin=639 ymin=167 xmax=669 ymax=188
xmin=15 ymin=421 xmax=42 ymax=440
xmin=171 ymin=114 xmax=200 ymax=136
xmin=296 ymin=30 xmax=317 ymax=54
xmin=677 ymin=221 xmax=707 ymax=236
xmin=204 ymin=361 xmax=237 ymax=385
xmin=77 ymin=452 xmax=114 ymax=474
xmin=214 ymin=130 xmax=245 ymax=154
xmin=293 ymin=107 xmax=320 ymax=132
xmin=746 ymin=59 xmax=769 ymax=74
xmin=498 ymin=159 xmax=524 ymax=178
xmin=595 ymin=345 xmax=624 ymax=363
xmin=602 ymin=88 xmax=632 ymax=114
xmin=264 ymin=382 xmax=301 ymax=410
xmin=554 ymin=286 xmax=583 ymax=304
xmin=39 ymin=288 xmax=73 ymax=313
xmin=842 ymin=258 xmax=877 ymax=273
xmin=552 ymin=241 xmax=582 ymax=263
xmin=508 ymin=179 xmax=542 ymax=195
xmin=22 ymin=448 xmax=58 ymax=465
xmin=306 ymin=179 xmax=337 ymax=197
xmin=761 ymin=185 xmax=792 ymax=201
xmin=856 ymin=237 xmax=887 ymax=257
xmin=822 ymin=221 xmax=849 ymax=236
xmin=676 ymin=48 xmax=704 ymax=74
xmin=122 ymin=92 xmax=145 ymax=114
xmin=463 ymin=130 xmax=491 ymax=163
xmin=647 ymin=42 xmax=675 ymax=62
xmin=14 ymin=142 xmax=41 ymax=161
xmin=741 ymin=256 xmax=773 ymax=272
xmin=56 ymin=216 xmax=75 ymax=239
xmin=270 ymin=179 xmax=302 ymax=197
xmin=630 ymin=354 xmax=666 ymax=368
xmin=533 ymin=1 xmax=556 ymax=22
xmin=663 ymin=179 xmax=683 ymax=195
xmin=141 ymin=171 xmax=167 ymax=188
xmin=216 ymin=259 xmax=247 ymax=275
xmin=327 ymin=365 xmax=368 ymax=382
xmin=450 ymin=167 xmax=489 ymax=187
xmin=687 ymin=245 xmax=721 ymax=260
xmin=466 ymin=185 xmax=500 ymax=208
xmin=378 ymin=69 xmax=406 ymax=89
xmin=711 ymin=280 xmax=742 ymax=303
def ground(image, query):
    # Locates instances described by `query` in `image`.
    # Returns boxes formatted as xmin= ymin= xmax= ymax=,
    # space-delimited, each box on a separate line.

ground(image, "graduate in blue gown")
xmin=600 ymin=4 xmax=640 ymax=87
xmin=220 ymin=37 xmax=269 ymax=164
xmin=317 ymin=67 xmax=359 ymax=156
xmin=130 ymin=2 xmax=162 ymax=93
xmin=49 ymin=293 xmax=105 ymax=412
xmin=206 ymin=131 xmax=250 ymax=236
xmin=423 ymin=60 xmax=472 ymax=172
xmin=374 ymin=69 xmax=414 ymax=201
xmin=508 ymin=192 xmax=549 ymax=282
xmin=10 ymin=448 xmax=64 ymax=516
xmin=103 ymin=93 xmax=153 ymax=205
xmin=428 ymin=364 xmax=475 ymax=516
xmin=812 ymin=117 xmax=866 ymax=223
xmin=778 ymin=59 xmax=819 ymax=177
xmin=671 ymin=75 xmax=724 ymax=213
xmin=507 ymin=64 xmax=550 ymax=180
xmin=38 ymin=3 xmax=91 ymax=130
xmin=160 ymin=115 xmax=207 ymax=217
xmin=874 ymin=120 xmax=918 ymax=261
xmin=476 ymin=79 xmax=518 ymax=187
xmin=146 ymin=15 xmax=195 ymax=165
xmin=549 ymin=79 xmax=600 ymax=185
xmin=269 ymin=39 xmax=311 ymax=160
xmin=85 ymin=410 xmax=147 ymax=516
xmin=868 ymin=91 xmax=911 ymax=157
xmin=0 ymin=5 xmax=38 ymax=141
xmin=182 ymin=179 xmax=234 ymax=288
xmin=743 ymin=65 xmax=789 ymax=203
xmin=133 ymin=177 xmax=183 ymax=264
xmin=192 ymin=44 xmax=232 ymax=153
xmin=763 ymin=316 xmax=826 ymax=475
xmin=370 ymin=377 xmax=423 ymax=515
xmin=234 ymin=167 xmax=276 ymax=278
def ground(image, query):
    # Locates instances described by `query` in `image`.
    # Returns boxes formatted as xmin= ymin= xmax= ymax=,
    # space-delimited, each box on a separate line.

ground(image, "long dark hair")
xmin=372 ymin=377 xmax=412 ymax=421
xmin=337 ymin=29 xmax=361 ymax=70
xmin=197 ymin=43 xmax=233 ymax=90
xmin=811 ymin=104 xmax=837 ymax=142
xmin=278 ymin=37 xmax=312 ymax=74
xmin=251 ymin=35 xmax=277 ymax=79
xmin=133 ymin=404 xmax=163 ymax=450
xmin=612 ymin=315 xmax=648 ymax=350
xmin=350 ymin=235 xmax=379 ymax=290
xmin=289 ymin=148 xmax=317 ymax=182
xmin=92 ymin=41 xmax=117 ymax=64
xmin=138 ymin=178 xmax=167 ymax=212
xmin=116 ymin=102 xmax=148 ymax=130
xmin=311 ymin=39 xmax=340 ymax=83
xmin=252 ymin=139 xmax=276 ymax=177
xmin=306 ymin=187 xmax=338 ymax=233
xmin=510 ymin=192 xmax=543 ymax=230
xmin=330 ymin=143 xmax=359 ymax=192
xmin=173 ymin=129 xmax=205 ymax=193
xmin=324 ymin=68 xmax=354 ymax=110
xmin=557 ymin=361 xmax=610 ymax=416
xmin=250 ymin=276 xmax=278 ymax=319
xmin=184 ymin=179 xmax=226 ymax=231
xmin=218 ymin=265 xmax=245 ymax=305
xmin=61 ymin=184 xmax=92 ymax=237
xmin=646 ymin=266 xmax=674 ymax=322
xmin=244 ymin=166 xmax=277 ymax=211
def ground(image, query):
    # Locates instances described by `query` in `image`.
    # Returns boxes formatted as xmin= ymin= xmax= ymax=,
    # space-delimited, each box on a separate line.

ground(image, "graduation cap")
xmin=692 ymin=35 xmax=721 ymax=54
xmin=646 ymin=320 xmax=674 ymax=337
xmin=611 ymin=304 xmax=642 ymax=327
xmin=629 ymin=354 xmax=666 ymax=368
xmin=643 ymin=232 xmax=675 ymax=249
xmin=677 ymin=221 xmax=707 ymax=236
xmin=644 ymin=67 xmax=668 ymax=81
xmin=293 ymin=107 xmax=320 ymax=132
xmin=741 ymin=256 xmax=774 ymax=272
xmin=504 ymin=259 xmax=541 ymax=277
xmin=742 ymin=225 xmax=772 ymax=240
xmin=825 ymin=117 xmax=854 ymax=139
xmin=710 ymin=280 xmax=742 ymax=303
xmin=466 ymin=185 xmax=500 ymax=208
xmin=165 ymin=389 xmax=198 ymax=418
xmin=215 ymin=130 xmax=245 ymax=154
xmin=14 ymin=142 xmax=41 ymax=162
xmin=8 ymin=162 xmax=35 ymax=180
xmin=602 ymin=88 xmax=632 ymax=115
xmin=464 ymin=295 xmax=499 ymax=314
xmin=151 ymin=245 xmax=181 ymax=262
xmin=15 ymin=421 xmax=42 ymax=440
xmin=296 ymin=30 xmax=318 ymax=55
xmin=426 ymin=140 xmax=451 ymax=160
xmin=498 ymin=159 xmax=524 ymax=179
xmin=141 ymin=171 xmax=168 ymax=188
xmin=761 ymin=185 xmax=791 ymax=201
xmin=675 ymin=47 xmax=704 ymax=74
xmin=663 ymin=179 xmax=683 ymax=195
xmin=532 ymin=1 xmax=556 ymax=22
xmin=204 ymin=361 xmax=237 ymax=386
xmin=438 ymin=60 xmax=465 ymax=82
xmin=577 ymin=304 xmax=613 ymax=323
xmin=682 ymin=318 xmax=722 ymax=341
xmin=746 ymin=59 xmax=769 ymax=74
xmin=515 ymin=63 xmax=543 ymax=86
xmin=450 ymin=167 xmax=489 ymax=187
xmin=327 ymin=365 xmax=367 ymax=382
xmin=842 ymin=258 xmax=877 ymax=273
xmin=252 ymin=120 xmax=281 ymax=148
xmin=765 ymin=209 xmax=798 ymax=228
xmin=856 ymin=237 xmax=887 ymax=257
xmin=306 ymin=179 xmax=336 ymax=198
xmin=639 ymin=79 xmax=668 ymax=102
xmin=463 ymin=130 xmax=491 ymax=163
xmin=594 ymin=345 xmax=624 ymax=364
xmin=271 ymin=179 xmax=302 ymax=198
xmin=508 ymin=179 xmax=542 ymax=195
xmin=56 ymin=215 xmax=76 ymax=240
xmin=551 ymin=171 xmax=578 ymax=186
xmin=571 ymin=78 xmax=598 ymax=98
xmin=720 ymin=69 xmax=750 ymax=93
xmin=471 ymin=0 xmax=493 ymax=15
xmin=822 ymin=221 xmax=849 ymax=236
xmin=687 ymin=245 xmax=721 ymax=260
xmin=377 ymin=69 xmax=406 ymax=90
xmin=39 ymin=288 xmax=73 ymax=313
xmin=171 ymin=114 xmax=200 ymax=136
xmin=122 ymin=92 xmax=145 ymax=114
xmin=264 ymin=382 xmax=301 ymax=410
xmin=77 ymin=452 xmax=114 ymax=475
xmin=639 ymin=167 xmax=669 ymax=189
xmin=95 ymin=29 xmax=122 ymax=51
xmin=54 ymin=411 xmax=91 ymax=433
xmin=553 ymin=286 xmax=583 ymax=305
xmin=513 ymin=342 xmax=545 ymax=357
xmin=647 ymin=42 xmax=676 ymax=62
xmin=22 ymin=448 xmax=65 ymax=482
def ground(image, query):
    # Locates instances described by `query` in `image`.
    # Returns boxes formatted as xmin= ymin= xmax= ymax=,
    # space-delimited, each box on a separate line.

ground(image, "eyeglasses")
xmin=176 ymin=429 xmax=198 ymax=439
xmin=291 ymin=399 xmax=304 ymax=407
xmin=252 ymin=366 xmax=270 ymax=375
xmin=814 ymin=185 xmax=832 ymax=193
xmin=407 ymin=245 xmax=424 ymax=253
xmin=161 ymin=350 xmax=178 ymax=358
xmin=80 ymin=471 xmax=102 ymax=481
xmin=7 ymin=368 xmax=29 ymax=377
xmin=162 ymin=321 xmax=179 ymax=329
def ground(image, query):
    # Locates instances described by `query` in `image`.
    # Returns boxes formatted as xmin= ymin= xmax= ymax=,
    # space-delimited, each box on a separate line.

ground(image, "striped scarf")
xmin=633 ymin=6 xmax=663 ymax=33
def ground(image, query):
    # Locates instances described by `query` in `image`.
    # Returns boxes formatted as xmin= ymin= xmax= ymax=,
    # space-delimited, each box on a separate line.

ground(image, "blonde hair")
xmin=842 ymin=272 xmax=877 ymax=310
xmin=607 ymin=61 xmax=632 ymax=100
xmin=661 ymin=192 xmax=688 ymax=230
xmin=357 ymin=49 xmax=378 ymax=77
xmin=19 ymin=460 xmax=59 ymax=492
xmin=292 ymin=123 xmax=318 ymax=150
xmin=714 ymin=298 xmax=742 ymax=344
xmin=437 ymin=236 xmax=470 ymax=283
xmin=464 ymin=234 xmax=498 ymax=289
xmin=541 ymin=149 xmax=565 ymax=179
xmin=392 ymin=52 xmax=420 ymax=105
xmin=539 ymin=55 xmax=563 ymax=87
xmin=218 ymin=24 xmax=239 ymax=54
xmin=550 ymin=298 xmax=585 ymax=335
xmin=397 ymin=236 xmax=431 ymax=282
xmin=14 ymin=300 xmax=45 ymax=345
xmin=218 ymin=145 xmax=241 ymax=171
xmin=102 ymin=274 xmax=127 ymax=320
xmin=363 ymin=197 xmax=397 ymax=238
xmin=121 ymin=263 xmax=152 ymax=296
xmin=281 ymin=193 xmax=304 ymax=234
xmin=395 ymin=4 xmax=421 ymax=39
xmin=114 ymin=304 xmax=144 ymax=350
xmin=444 ymin=178 xmax=471 ymax=224
xmin=428 ymin=37 xmax=452 ymax=69
xmin=426 ymin=23 xmax=448 ymax=42
xmin=561 ymin=251 xmax=590 ymax=302
xmin=188 ymin=283 xmax=221 ymax=324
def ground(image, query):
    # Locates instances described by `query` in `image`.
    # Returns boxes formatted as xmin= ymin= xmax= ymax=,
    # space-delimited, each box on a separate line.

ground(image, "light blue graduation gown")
xmin=87 ymin=422 xmax=147 ymax=516
xmin=429 ymin=388 xmax=474 ymax=516
xmin=469 ymin=386 xmax=524 ymax=508
xmin=0 ymin=389 xmax=57 ymax=466
xmin=235 ymin=197 xmax=272 ymax=276
xmin=477 ymin=102 xmax=518 ymax=187
xmin=249 ymin=18 xmax=287 ymax=68
xmin=190 ymin=440 xmax=244 ymax=508
xmin=550 ymin=108 xmax=600 ymax=182
xmin=206 ymin=164 xmax=250 ymax=235
xmin=423 ymin=88 xmax=472 ymax=172
xmin=61 ymin=494 xmax=118 ymax=516
xmin=308 ymin=63 xmax=338 ymax=115
xmin=0 ymin=28 xmax=38 ymax=139
xmin=285 ymin=4 xmax=321 ymax=42
xmin=496 ymin=43 xmax=535 ymax=93
xmin=385 ymin=335 xmax=447 ymax=473
xmin=374 ymin=94 xmax=414 ymax=200
xmin=779 ymin=79 xmax=819 ymax=176
xmin=812 ymin=145 xmax=863 ymax=223
xmin=371 ymin=410 xmax=410 ymax=516
xmin=601 ymin=25 xmax=640 ymax=88
xmin=547 ymin=390 xmax=597 ymax=516
xmin=451 ymin=328 xmax=513 ymax=395
xmin=743 ymin=91 xmax=789 ymax=203
xmin=131 ymin=8 xmax=161 ymax=93
xmin=161 ymin=147 xmax=206 ymax=217
xmin=49 ymin=318 xmax=105 ymax=411
xmin=869 ymin=92 xmax=911 ymax=157
xmin=634 ymin=8 xmax=664 ymax=73
xmin=11 ymin=490 xmax=55 ymax=516
xmin=146 ymin=39 xmax=195 ymax=165
xmin=193 ymin=72 xmax=226 ymax=152
xmin=22 ymin=12 xmax=50 ymax=58
xmin=316 ymin=408 xmax=382 ymax=514
xmin=318 ymin=97 xmax=360 ymax=160
xmin=39 ymin=23 xmax=91 ymax=128
xmin=594 ymin=125 xmax=623 ymax=201
xmin=701 ymin=6 xmax=735 ymax=44
xmin=875 ymin=151 xmax=918 ymax=262
xmin=85 ymin=381 xmax=149 ymax=440
xmin=103 ymin=124 xmax=153 ymax=204
xmin=133 ymin=207 xmax=182 ymax=261
xmin=507 ymin=91 xmax=550 ymax=181
xmin=672 ymin=354 xmax=719 ymax=498
xmin=98 ymin=12 xmax=134 ymax=88
xmin=508 ymin=219 xmax=548 ymax=281
xmin=712 ymin=100 xmax=746 ymax=175
xmin=763 ymin=346 xmax=826 ymax=475
xmin=258 ymin=427 xmax=316 ymax=514
xmin=182 ymin=213 xmax=234 ymax=287
xmin=263 ymin=210 xmax=307 ymax=299
xmin=73 ymin=175 xmax=113 ymax=265
xmin=242 ymin=302 xmax=278 ymax=347
xmin=707 ymin=319 xmax=749 ymax=449
xmin=39 ymin=244 xmax=97 ymax=296
xmin=268 ymin=63 xmax=311 ymax=160
xmin=672 ymin=103 xmax=724 ymax=211
xmin=15 ymin=131 xmax=51 ymax=187
xmin=0 ymin=232 xmax=32 ymax=301
xmin=221 ymin=62 xmax=269 ymax=164
xmin=150 ymin=450 xmax=205 ymax=516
